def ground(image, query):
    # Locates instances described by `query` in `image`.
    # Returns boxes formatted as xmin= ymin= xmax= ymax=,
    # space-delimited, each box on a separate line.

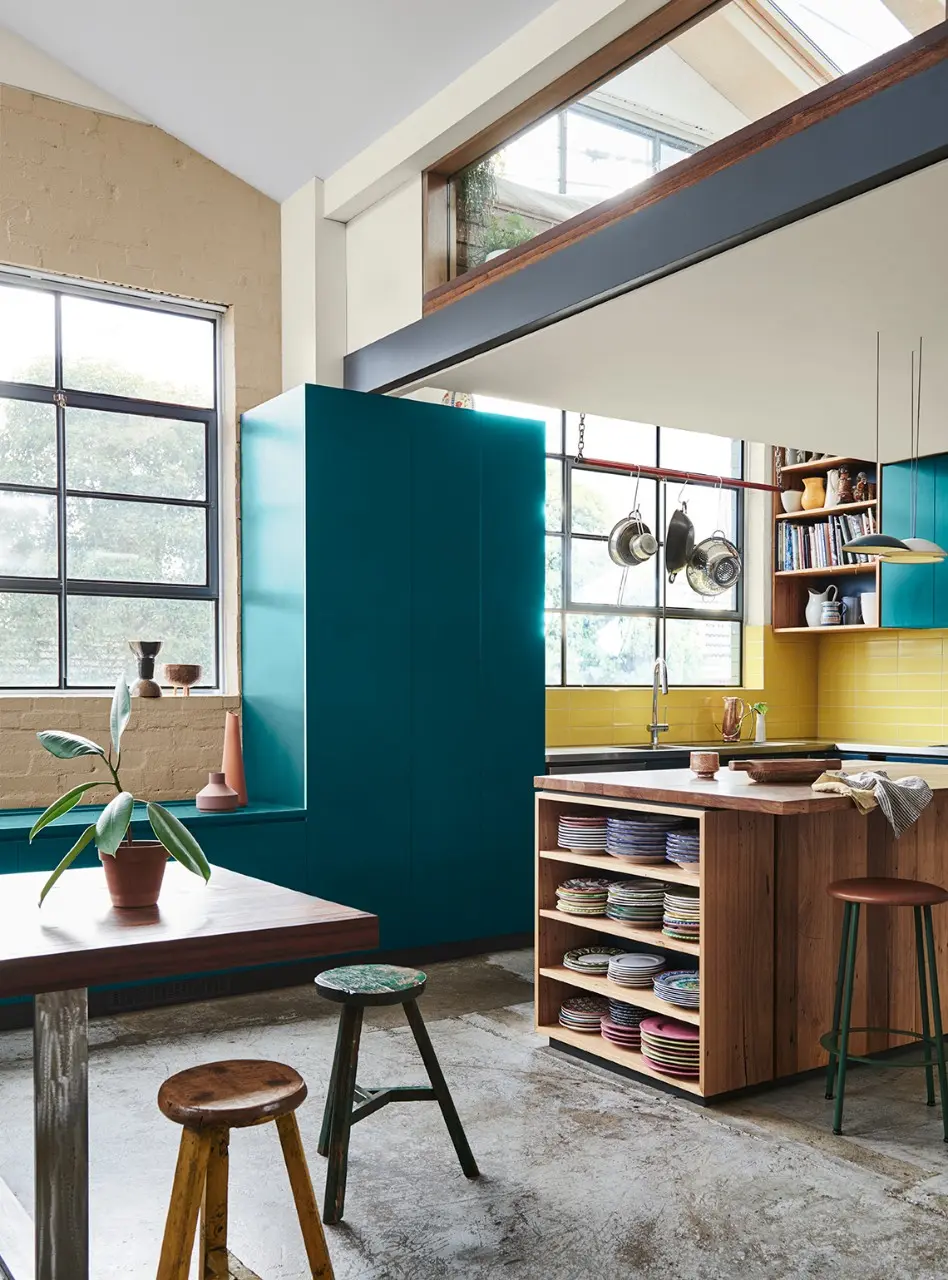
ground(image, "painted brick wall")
xmin=0 ymin=86 xmax=282 ymax=808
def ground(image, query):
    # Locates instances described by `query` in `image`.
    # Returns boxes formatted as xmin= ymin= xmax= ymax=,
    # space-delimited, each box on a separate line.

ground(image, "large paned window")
xmin=475 ymin=398 xmax=743 ymax=687
xmin=0 ymin=278 xmax=219 ymax=689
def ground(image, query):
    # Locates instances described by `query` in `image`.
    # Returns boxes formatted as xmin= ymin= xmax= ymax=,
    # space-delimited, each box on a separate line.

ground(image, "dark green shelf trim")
xmin=0 ymin=800 xmax=305 ymax=843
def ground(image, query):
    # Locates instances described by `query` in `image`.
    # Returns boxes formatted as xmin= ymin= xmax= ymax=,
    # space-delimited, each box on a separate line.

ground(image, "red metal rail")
xmin=578 ymin=455 xmax=780 ymax=493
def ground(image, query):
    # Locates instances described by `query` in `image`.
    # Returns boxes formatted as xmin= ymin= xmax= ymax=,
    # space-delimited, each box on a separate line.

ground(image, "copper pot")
xmin=100 ymin=841 xmax=168 ymax=909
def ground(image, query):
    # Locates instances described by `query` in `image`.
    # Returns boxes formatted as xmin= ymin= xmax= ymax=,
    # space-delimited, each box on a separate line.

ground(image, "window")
xmin=476 ymin=398 xmax=743 ymax=687
xmin=0 ymin=278 xmax=219 ymax=689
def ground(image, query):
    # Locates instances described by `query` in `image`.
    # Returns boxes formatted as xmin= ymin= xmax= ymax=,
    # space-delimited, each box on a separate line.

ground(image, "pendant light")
xmin=888 ymin=337 xmax=947 ymax=563
xmin=841 ymin=332 xmax=912 ymax=557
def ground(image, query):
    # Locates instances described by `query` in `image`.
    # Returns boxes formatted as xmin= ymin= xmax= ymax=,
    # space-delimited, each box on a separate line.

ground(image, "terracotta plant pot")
xmin=100 ymin=841 xmax=169 ymax=909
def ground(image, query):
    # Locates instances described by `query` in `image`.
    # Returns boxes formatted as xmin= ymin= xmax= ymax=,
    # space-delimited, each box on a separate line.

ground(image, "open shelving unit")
xmin=535 ymin=790 xmax=774 ymax=1099
xmin=772 ymin=449 xmax=881 ymax=632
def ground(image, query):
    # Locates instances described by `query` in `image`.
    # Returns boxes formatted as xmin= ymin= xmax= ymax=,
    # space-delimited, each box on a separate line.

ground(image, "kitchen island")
xmin=535 ymin=761 xmax=948 ymax=1098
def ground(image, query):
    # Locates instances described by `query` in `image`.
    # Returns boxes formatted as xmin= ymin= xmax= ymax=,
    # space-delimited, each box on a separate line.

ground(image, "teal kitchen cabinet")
xmin=881 ymin=454 xmax=948 ymax=628
xmin=240 ymin=386 xmax=546 ymax=951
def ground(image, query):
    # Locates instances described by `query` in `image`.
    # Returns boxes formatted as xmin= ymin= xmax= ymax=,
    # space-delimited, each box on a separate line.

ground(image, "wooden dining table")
xmin=0 ymin=863 xmax=378 ymax=1280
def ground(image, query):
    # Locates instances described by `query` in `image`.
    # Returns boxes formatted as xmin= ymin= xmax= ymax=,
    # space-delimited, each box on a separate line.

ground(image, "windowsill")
xmin=0 ymin=800 xmax=305 ymax=842
xmin=0 ymin=690 xmax=233 ymax=699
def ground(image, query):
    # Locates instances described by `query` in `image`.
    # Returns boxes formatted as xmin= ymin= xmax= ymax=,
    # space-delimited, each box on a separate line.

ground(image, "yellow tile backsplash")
xmin=546 ymin=626 xmax=819 ymax=746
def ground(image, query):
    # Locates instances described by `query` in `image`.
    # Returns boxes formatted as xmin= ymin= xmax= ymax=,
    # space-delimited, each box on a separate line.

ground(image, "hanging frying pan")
xmin=665 ymin=502 xmax=694 ymax=583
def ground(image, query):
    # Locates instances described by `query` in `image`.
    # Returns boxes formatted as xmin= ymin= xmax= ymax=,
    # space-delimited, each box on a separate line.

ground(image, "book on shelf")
xmin=777 ymin=509 xmax=877 ymax=571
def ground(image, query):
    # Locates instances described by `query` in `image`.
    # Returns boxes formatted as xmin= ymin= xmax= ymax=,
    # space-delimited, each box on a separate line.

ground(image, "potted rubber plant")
xmin=31 ymin=675 xmax=211 ymax=907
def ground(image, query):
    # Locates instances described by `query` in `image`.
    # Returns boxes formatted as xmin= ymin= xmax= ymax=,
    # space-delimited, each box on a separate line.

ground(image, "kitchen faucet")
xmin=648 ymin=656 xmax=669 ymax=748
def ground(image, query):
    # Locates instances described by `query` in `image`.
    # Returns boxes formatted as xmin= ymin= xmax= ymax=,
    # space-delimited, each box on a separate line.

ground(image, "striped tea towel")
xmin=811 ymin=769 xmax=933 ymax=838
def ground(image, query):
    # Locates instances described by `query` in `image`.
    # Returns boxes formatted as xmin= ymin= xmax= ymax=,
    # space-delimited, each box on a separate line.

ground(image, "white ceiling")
xmin=431 ymin=158 xmax=948 ymax=464
xmin=0 ymin=0 xmax=558 ymax=199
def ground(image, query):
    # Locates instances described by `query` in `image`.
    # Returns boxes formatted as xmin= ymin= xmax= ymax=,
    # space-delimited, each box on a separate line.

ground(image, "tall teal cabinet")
xmin=240 ymin=385 xmax=546 ymax=951
xmin=881 ymin=455 xmax=948 ymax=628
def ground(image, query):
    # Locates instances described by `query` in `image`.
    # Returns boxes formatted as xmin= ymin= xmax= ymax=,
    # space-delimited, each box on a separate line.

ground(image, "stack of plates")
xmin=653 ymin=969 xmax=700 ymax=1010
xmin=607 ymin=952 xmax=665 ymax=988
xmin=558 ymin=815 xmax=608 ymax=851
xmin=555 ymin=877 xmax=610 ymax=916
xmin=640 ymin=1015 xmax=700 ymax=1078
xmin=563 ymin=945 xmax=625 ymax=975
xmin=608 ymin=998 xmax=646 ymax=1027
xmin=600 ymin=1015 xmax=642 ymax=1050
xmin=663 ymin=889 xmax=701 ymax=942
xmin=605 ymin=879 xmax=665 ymax=926
xmin=559 ymin=995 xmax=609 ymax=1033
xmin=666 ymin=828 xmax=700 ymax=867
xmin=606 ymin=814 xmax=683 ymax=864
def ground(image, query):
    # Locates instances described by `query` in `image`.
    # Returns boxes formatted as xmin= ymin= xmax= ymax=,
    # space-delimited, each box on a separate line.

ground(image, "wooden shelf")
xmin=539 ymin=849 xmax=699 ymax=886
xmin=541 ymin=1023 xmax=704 ymax=1096
xmin=774 ymin=563 xmax=876 ymax=578
xmin=539 ymin=964 xmax=700 ymax=1025
xmin=778 ymin=455 xmax=866 ymax=476
xmin=773 ymin=624 xmax=881 ymax=634
xmin=775 ymin=500 xmax=876 ymax=522
xmin=538 ymin=907 xmax=700 ymax=957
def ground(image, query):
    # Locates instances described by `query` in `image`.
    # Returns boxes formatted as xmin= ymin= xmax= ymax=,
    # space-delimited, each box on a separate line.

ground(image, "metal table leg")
xmin=34 ymin=989 xmax=88 ymax=1280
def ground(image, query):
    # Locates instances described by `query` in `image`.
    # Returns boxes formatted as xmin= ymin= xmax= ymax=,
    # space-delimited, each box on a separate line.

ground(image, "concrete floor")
xmin=2 ymin=950 xmax=948 ymax=1278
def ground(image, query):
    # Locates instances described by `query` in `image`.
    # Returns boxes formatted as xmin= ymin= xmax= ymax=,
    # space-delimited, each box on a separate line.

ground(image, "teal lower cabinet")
xmin=241 ymin=385 xmax=546 ymax=953
xmin=881 ymin=454 xmax=948 ymax=628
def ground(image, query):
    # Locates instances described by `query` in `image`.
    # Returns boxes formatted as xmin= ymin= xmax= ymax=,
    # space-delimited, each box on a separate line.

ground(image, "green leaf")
xmin=29 ymin=782 xmax=104 ymax=842
xmin=36 ymin=730 xmax=105 ymax=760
xmin=110 ymin=676 xmax=131 ymax=757
xmin=147 ymin=803 xmax=211 ymax=882
xmin=38 ymin=824 xmax=96 ymax=906
xmin=95 ymin=791 xmax=134 ymax=856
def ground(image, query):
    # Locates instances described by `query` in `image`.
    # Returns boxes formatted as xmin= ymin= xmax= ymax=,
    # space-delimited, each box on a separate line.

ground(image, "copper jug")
xmin=718 ymin=696 xmax=748 ymax=744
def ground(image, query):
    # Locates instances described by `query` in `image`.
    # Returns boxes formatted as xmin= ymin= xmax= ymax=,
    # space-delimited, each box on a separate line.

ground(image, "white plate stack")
xmin=607 ymin=952 xmax=666 ymax=988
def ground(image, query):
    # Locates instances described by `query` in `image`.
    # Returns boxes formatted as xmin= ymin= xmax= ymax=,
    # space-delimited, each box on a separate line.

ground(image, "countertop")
xmin=535 ymin=759 xmax=948 ymax=815
xmin=545 ymin=740 xmax=948 ymax=764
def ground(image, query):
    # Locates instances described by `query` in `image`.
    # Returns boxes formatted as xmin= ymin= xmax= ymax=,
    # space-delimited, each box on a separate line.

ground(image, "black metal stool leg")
xmin=922 ymin=905 xmax=948 ymax=1142
xmin=323 ymin=1003 xmax=363 ymax=1224
xmin=826 ymin=902 xmax=854 ymax=1100
xmin=318 ymin=1007 xmax=348 ymax=1157
xmin=832 ymin=902 xmax=860 ymax=1136
xmin=914 ymin=906 xmax=936 ymax=1107
xmin=403 ymin=999 xmax=479 ymax=1179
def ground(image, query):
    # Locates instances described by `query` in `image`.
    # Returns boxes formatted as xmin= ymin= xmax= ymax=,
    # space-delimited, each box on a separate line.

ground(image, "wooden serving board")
xmin=728 ymin=757 xmax=842 ymax=784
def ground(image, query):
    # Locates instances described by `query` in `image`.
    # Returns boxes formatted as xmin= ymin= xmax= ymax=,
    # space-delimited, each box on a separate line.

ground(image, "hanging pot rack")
xmin=574 ymin=455 xmax=780 ymax=494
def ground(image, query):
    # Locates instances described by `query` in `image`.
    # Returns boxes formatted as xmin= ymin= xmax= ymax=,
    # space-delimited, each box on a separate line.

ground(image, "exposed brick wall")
xmin=0 ymin=86 xmax=281 ymax=808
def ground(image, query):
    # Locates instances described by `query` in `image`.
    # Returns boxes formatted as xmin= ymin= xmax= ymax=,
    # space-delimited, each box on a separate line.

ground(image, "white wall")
xmin=346 ymin=177 xmax=423 ymax=353
xmin=0 ymin=25 xmax=140 ymax=119
xmin=281 ymin=178 xmax=347 ymax=389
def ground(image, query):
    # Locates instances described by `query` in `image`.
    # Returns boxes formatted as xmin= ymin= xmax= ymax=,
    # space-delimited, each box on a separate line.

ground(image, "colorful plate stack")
xmin=559 ymin=994 xmax=609 ymax=1033
xmin=600 ymin=998 xmax=646 ymax=1050
xmin=607 ymin=952 xmax=665 ymax=988
xmin=653 ymin=969 xmax=700 ymax=1011
xmin=605 ymin=814 xmax=683 ymax=864
xmin=558 ymin=814 xmax=608 ymax=851
xmin=608 ymin=998 xmax=646 ymax=1029
xmin=663 ymin=889 xmax=701 ymax=942
xmin=640 ymin=1014 xmax=700 ymax=1078
xmin=666 ymin=827 xmax=700 ymax=867
xmin=605 ymin=879 xmax=665 ymax=926
xmin=563 ymin=945 xmax=625 ymax=975
xmin=555 ymin=877 xmax=610 ymax=916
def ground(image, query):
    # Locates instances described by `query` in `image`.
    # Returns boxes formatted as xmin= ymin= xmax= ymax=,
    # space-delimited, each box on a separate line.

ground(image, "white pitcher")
xmin=806 ymin=584 xmax=837 ymax=628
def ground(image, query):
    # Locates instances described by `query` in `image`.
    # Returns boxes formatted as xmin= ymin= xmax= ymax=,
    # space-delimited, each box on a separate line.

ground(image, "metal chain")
xmin=577 ymin=412 xmax=586 ymax=460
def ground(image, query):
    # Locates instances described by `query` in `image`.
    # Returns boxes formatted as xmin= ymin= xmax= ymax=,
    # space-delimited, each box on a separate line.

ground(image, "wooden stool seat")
xmin=158 ymin=1059 xmax=307 ymax=1129
xmin=315 ymin=964 xmax=478 ymax=1224
xmin=828 ymin=876 xmax=948 ymax=907
xmin=156 ymin=1059 xmax=333 ymax=1279
xmin=315 ymin=963 xmax=426 ymax=1006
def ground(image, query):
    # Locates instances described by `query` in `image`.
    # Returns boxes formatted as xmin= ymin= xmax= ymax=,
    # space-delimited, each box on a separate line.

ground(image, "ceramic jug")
xmin=806 ymin=583 xmax=837 ymax=628
xmin=801 ymin=477 xmax=826 ymax=511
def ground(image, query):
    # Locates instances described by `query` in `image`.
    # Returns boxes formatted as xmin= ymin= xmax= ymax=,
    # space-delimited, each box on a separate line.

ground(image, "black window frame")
xmin=0 ymin=277 xmax=220 ymax=691
xmin=545 ymin=411 xmax=744 ymax=688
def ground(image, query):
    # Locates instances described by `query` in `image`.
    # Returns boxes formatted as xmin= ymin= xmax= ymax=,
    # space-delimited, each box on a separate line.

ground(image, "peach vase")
xmin=222 ymin=711 xmax=248 ymax=806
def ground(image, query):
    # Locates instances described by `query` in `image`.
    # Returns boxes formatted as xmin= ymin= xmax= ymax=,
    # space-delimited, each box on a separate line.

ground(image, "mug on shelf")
xmin=820 ymin=599 xmax=846 ymax=626
xmin=841 ymin=595 xmax=862 ymax=625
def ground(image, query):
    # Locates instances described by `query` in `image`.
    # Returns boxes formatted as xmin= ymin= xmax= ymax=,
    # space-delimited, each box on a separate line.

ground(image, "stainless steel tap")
xmin=648 ymin=656 xmax=669 ymax=748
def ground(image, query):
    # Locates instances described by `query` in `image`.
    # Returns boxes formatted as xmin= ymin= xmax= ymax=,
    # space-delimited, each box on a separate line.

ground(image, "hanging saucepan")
xmin=608 ymin=510 xmax=658 ymax=567
xmin=665 ymin=501 xmax=695 ymax=583
xmin=687 ymin=530 xmax=743 ymax=596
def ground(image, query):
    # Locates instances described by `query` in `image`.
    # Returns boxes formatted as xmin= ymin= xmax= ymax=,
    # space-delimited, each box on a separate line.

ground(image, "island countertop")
xmin=535 ymin=760 xmax=948 ymax=814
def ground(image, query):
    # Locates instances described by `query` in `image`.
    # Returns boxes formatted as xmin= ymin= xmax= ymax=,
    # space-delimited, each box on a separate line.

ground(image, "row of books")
xmin=778 ymin=510 xmax=877 ymax=571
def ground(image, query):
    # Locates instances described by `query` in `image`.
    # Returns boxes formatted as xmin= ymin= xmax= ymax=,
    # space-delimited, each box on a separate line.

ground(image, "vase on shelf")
xmin=222 ymin=711 xmax=248 ymax=806
xmin=861 ymin=592 xmax=879 ymax=627
xmin=806 ymin=584 xmax=837 ymax=628
xmin=800 ymin=477 xmax=826 ymax=511
xmin=825 ymin=469 xmax=840 ymax=508
xmin=128 ymin=640 xmax=162 ymax=698
xmin=780 ymin=490 xmax=803 ymax=513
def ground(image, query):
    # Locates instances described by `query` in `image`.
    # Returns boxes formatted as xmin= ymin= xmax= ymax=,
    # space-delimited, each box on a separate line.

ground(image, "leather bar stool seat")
xmin=828 ymin=877 xmax=948 ymax=907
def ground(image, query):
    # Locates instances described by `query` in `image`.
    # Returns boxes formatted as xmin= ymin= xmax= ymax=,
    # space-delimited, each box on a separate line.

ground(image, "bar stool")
xmin=156 ymin=1059 xmax=334 ymax=1279
xmin=822 ymin=877 xmax=948 ymax=1138
xmin=315 ymin=963 xmax=479 ymax=1224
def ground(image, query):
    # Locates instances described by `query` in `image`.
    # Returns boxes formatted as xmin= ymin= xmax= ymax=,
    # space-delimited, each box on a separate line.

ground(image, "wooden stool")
xmin=315 ymin=963 xmax=479 ymax=1224
xmin=156 ymin=1059 xmax=334 ymax=1279
xmin=822 ymin=877 xmax=948 ymax=1138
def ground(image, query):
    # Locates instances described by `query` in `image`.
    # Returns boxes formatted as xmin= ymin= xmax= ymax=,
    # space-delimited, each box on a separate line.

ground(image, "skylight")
xmin=772 ymin=0 xmax=913 ymax=73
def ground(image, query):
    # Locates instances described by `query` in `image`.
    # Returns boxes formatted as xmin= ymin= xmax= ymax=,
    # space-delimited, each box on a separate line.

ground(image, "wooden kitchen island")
xmin=536 ymin=762 xmax=948 ymax=1099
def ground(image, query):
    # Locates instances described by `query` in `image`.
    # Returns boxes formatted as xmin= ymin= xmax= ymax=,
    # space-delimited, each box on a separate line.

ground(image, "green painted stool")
xmin=315 ymin=963 xmax=479 ymax=1224
xmin=822 ymin=876 xmax=948 ymax=1138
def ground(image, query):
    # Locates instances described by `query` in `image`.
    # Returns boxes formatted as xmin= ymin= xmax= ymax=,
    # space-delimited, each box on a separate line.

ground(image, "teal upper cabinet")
xmin=240 ymin=385 xmax=546 ymax=950
xmin=881 ymin=455 xmax=948 ymax=628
